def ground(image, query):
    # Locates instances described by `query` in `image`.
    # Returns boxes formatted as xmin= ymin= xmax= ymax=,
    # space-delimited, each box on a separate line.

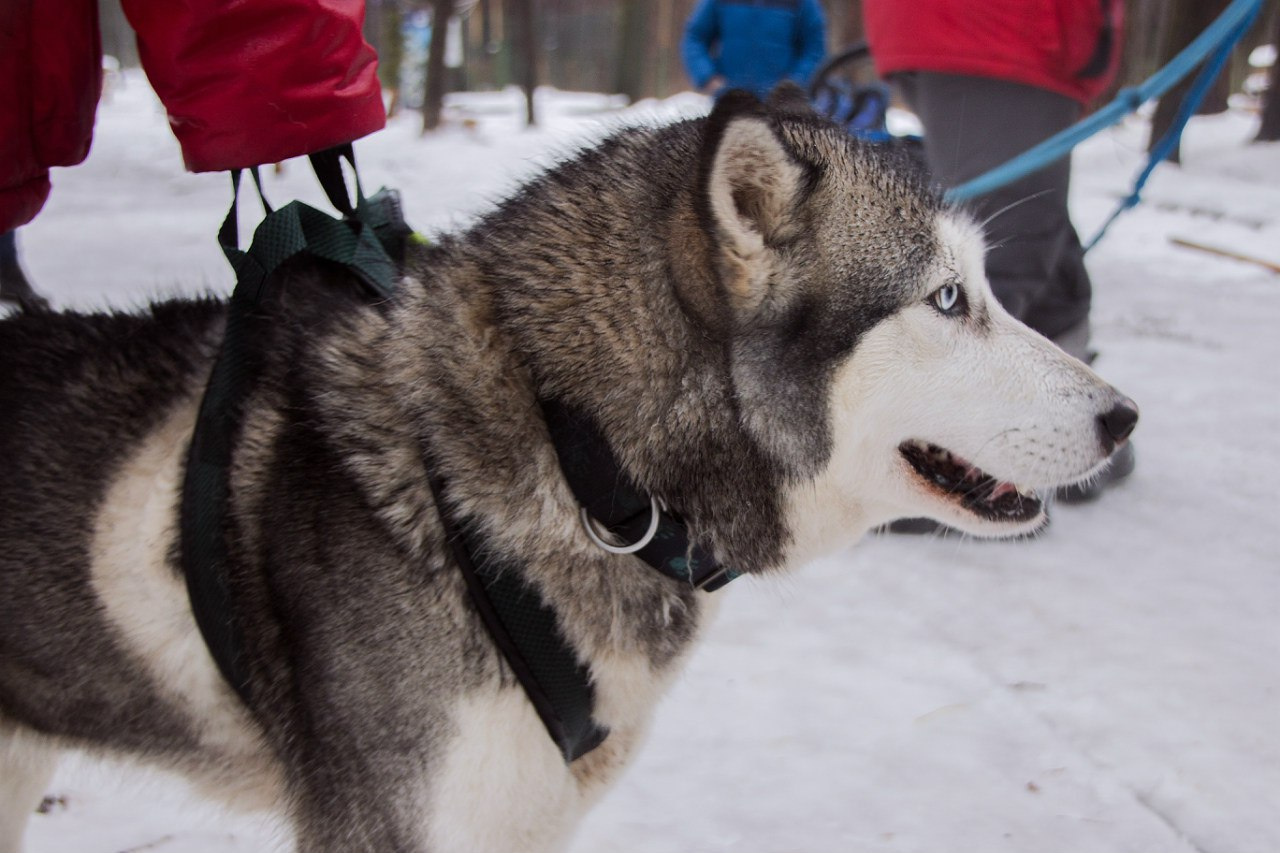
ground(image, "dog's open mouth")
xmin=899 ymin=440 xmax=1042 ymax=523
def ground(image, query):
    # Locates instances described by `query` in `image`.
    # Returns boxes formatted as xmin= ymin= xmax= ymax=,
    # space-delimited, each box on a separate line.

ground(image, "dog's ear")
xmin=698 ymin=91 xmax=807 ymax=314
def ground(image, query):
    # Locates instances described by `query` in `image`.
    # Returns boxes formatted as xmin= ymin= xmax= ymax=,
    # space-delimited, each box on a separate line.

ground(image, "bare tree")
xmin=1256 ymin=9 xmax=1280 ymax=142
xmin=369 ymin=0 xmax=405 ymax=117
xmin=423 ymin=0 xmax=456 ymax=132
xmin=823 ymin=0 xmax=864 ymax=53
xmin=98 ymin=0 xmax=140 ymax=67
xmin=652 ymin=0 xmax=679 ymax=96
xmin=614 ymin=0 xmax=648 ymax=102
xmin=1148 ymin=0 xmax=1233 ymax=164
xmin=507 ymin=0 xmax=538 ymax=126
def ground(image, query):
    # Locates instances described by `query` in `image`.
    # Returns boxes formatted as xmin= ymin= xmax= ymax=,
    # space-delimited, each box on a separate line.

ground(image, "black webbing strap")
xmin=540 ymin=398 xmax=737 ymax=591
xmin=308 ymin=143 xmax=413 ymax=268
xmin=412 ymin=398 xmax=739 ymax=764
xmin=424 ymin=464 xmax=608 ymax=763
xmin=181 ymin=150 xmax=405 ymax=705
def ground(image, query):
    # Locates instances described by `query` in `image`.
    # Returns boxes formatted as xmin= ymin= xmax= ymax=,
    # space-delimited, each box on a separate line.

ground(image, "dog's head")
xmin=681 ymin=89 xmax=1137 ymax=561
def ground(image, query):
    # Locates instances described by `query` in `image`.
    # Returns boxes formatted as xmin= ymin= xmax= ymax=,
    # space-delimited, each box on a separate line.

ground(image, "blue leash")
xmin=944 ymin=0 xmax=1264 ymax=250
xmin=1081 ymin=11 xmax=1254 ymax=251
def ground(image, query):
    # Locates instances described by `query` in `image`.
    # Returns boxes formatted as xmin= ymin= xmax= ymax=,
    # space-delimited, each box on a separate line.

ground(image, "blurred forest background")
xmin=96 ymin=0 xmax=1279 ymax=139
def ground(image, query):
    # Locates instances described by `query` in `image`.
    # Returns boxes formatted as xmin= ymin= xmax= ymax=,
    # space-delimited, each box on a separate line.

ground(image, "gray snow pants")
xmin=895 ymin=72 xmax=1093 ymax=353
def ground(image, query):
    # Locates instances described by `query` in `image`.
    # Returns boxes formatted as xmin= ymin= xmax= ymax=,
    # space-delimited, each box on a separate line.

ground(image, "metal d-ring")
xmin=580 ymin=496 xmax=661 ymax=555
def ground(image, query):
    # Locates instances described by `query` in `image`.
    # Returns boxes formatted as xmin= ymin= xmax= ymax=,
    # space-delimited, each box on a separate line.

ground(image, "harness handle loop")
xmin=309 ymin=143 xmax=365 ymax=218
xmin=218 ymin=168 xmax=272 ymax=258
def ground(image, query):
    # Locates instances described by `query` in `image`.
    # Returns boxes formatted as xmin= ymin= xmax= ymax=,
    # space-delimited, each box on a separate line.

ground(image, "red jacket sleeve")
xmin=0 ymin=0 xmax=102 ymax=232
xmin=121 ymin=0 xmax=387 ymax=173
xmin=864 ymin=0 xmax=1123 ymax=106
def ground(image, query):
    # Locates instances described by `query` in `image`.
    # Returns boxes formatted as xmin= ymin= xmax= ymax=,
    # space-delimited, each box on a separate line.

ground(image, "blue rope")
xmin=1082 ymin=13 xmax=1252 ymax=251
xmin=944 ymin=0 xmax=1265 ymax=227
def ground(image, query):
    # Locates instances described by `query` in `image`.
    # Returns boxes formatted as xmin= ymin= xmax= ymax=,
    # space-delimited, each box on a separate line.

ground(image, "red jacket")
xmin=1 ymin=0 xmax=386 ymax=233
xmin=1 ymin=0 xmax=103 ymax=233
xmin=863 ymin=0 xmax=1123 ymax=105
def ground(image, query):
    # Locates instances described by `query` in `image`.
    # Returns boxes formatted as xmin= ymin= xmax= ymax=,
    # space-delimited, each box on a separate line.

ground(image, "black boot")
xmin=0 ymin=255 xmax=48 ymax=310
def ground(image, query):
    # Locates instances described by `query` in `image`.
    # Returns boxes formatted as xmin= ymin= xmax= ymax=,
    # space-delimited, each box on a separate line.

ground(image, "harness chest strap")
xmin=421 ymin=399 xmax=739 ymax=763
xmin=422 ymin=461 xmax=608 ymax=762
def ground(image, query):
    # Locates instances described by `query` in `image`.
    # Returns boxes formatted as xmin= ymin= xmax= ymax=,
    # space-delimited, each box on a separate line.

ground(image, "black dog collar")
xmin=539 ymin=398 xmax=737 ymax=592
xmin=422 ymin=398 xmax=739 ymax=764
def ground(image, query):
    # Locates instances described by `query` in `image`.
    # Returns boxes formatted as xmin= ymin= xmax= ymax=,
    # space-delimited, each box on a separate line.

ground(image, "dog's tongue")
xmin=989 ymin=481 xmax=1019 ymax=500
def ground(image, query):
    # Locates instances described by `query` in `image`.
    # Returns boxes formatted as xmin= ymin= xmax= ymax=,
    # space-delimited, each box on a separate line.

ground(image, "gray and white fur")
xmin=0 ymin=89 xmax=1136 ymax=852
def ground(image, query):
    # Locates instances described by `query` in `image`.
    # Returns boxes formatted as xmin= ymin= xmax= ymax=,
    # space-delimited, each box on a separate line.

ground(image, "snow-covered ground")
xmin=13 ymin=74 xmax=1279 ymax=853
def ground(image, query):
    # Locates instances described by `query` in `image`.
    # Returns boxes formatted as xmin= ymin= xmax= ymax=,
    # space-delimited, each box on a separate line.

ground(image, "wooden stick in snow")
xmin=1169 ymin=237 xmax=1280 ymax=274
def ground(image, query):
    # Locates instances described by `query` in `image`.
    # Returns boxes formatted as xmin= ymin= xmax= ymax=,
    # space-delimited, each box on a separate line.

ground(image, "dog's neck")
xmin=377 ymin=137 xmax=798 ymax=581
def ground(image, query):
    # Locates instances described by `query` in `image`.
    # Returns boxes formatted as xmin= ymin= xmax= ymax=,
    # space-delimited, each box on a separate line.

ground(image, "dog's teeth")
xmin=903 ymin=441 xmax=1036 ymax=517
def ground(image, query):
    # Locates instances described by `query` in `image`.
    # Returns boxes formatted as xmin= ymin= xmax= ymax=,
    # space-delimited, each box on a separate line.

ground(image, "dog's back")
xmin=0 ymin=303 xmax=229 ymax=849
xmin=1 ymin=304 xmax=226 ymax=728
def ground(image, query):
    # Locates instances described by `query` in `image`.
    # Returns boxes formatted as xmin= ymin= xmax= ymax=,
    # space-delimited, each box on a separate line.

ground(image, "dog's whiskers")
xmin=974 ymin=189 xmax=1053 ymax=234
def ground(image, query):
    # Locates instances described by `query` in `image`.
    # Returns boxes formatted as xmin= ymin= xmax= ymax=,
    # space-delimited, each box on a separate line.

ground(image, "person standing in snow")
xmin=681 ymin=0 xmax=827 ymax=100
xmin=864 ymin=0 xmax=1133 ymax=505
xmin=0 ymin=0 xmax=386 ymax=309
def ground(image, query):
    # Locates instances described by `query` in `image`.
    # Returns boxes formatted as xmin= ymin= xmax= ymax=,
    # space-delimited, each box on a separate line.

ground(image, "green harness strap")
xmin=180 ymin=148 xmax=407 ymax=705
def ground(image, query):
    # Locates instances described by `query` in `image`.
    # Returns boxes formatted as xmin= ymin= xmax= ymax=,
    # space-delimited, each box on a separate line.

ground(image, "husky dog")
xmin=0 ymin=90 xmax=1136 ymax=852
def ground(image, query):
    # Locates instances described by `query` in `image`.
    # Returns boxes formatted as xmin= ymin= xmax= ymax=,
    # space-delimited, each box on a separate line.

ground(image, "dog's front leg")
xmin=412 ymin=688 xmax=592 ymax=853
xmin=289 ymin=759 xmax=436 ymax=853
xmin=281 ymin=688 xmax=584 ymax=853
xmin=0 ymin=727 xmax=58 ymax=853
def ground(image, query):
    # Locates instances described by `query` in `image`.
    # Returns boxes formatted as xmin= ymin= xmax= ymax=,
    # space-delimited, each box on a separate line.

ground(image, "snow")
xmin=1247 ymin=43 xmax=1275 ymax=69
xmin=13 ymin=73 xmax=1280 ymax=853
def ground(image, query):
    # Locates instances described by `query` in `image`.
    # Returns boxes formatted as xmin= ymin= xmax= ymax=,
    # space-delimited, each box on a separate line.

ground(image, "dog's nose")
xmin=1100 ymin=397 xmax=1139 ymax=448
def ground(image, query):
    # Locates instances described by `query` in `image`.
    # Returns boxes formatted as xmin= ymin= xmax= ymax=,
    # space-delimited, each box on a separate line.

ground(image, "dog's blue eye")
xmin=931 ymin=283 xmax=963 ymax=315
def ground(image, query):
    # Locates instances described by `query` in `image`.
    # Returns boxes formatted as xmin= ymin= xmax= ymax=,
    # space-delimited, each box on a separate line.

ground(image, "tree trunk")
xmin=1148 ymin=0 xmax=1233 ymax=164
xmin=823 ymin=0 xmax=863 ymax=53
xmin=423 ymin=0 xmax=456 ymax=133
xmin=98 ymin=0 xmax=140 ymax=67
xmin=614 ymin=0 xmax=648 ymax=102
xmin=1255 ymin=9 xmax=1280 ymax=142
xmin=507 ymin=0 xmax=537 ymax=127
xmin=377 ymin=1 xmax=404 ymax=118
xmin=654 ymin=0 xmax=677 ymax=97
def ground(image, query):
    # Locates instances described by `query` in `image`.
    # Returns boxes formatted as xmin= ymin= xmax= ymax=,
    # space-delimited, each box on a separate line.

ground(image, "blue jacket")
xmin=681 ymin=0 xmax=827 ymax=98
